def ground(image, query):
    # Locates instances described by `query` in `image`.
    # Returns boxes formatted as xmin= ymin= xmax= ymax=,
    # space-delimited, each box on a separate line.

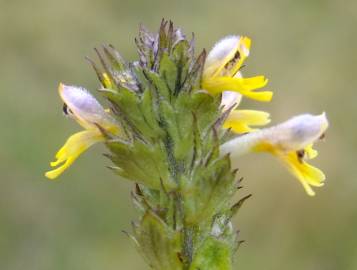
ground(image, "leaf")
xmin=102 ymin=44 xmax=127 ymax=72
xmin=183 ymin=49 xmax=206 ymax=91
xmin=189 ymin=236 xmax=232 ymax=270
xmin=139 ymin=88 xmax=163 ymax=137
xmin=134 ymin=211 xmax=183 ymax=270
xmin=159 ymin=52 xmax=178 ymax=93
xmin=107 ymin=139 xmax=176 ymax=190
xmin=145 ymin=70 xmax=172 ymax=101
xmin=172 ymin=40 xmax=191 ymax=92
xmin=183 ymin=155 xmax=237 ymax=225
xmin=106 ymin=88 xmax=158 ymax=138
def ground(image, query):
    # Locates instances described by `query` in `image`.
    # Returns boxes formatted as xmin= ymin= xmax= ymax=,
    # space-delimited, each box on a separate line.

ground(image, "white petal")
xmin=265 ymin=113 xmax=329 ymax=151
xmin=59 ymin=83 xmax=116 ymax=130
xmin=203 ymin=36 xmax=240 ymax=78
xmin=206 ymin=36 xmax=240 ymax=65
xmin=221 ymin=91 xmax=242 ymax=111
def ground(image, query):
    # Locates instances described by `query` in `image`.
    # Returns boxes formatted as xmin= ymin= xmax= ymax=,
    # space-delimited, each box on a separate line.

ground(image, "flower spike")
xmin=44 ymin=21 xmax=331 ymax=268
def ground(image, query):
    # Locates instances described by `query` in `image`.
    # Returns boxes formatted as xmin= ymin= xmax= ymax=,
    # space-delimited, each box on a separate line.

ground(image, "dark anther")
xmin=296 ymin=149 xmax=305 ymax=162
xmin=62 ymin=103 xmax=73 ymax=116
xmin=319 ymin=133 xmax=326 ymax=140
xmin=224 ymin=50 xmax=241 ymax=70
xmin=62 ymin=103 xmax=69 ymax=115
xmin=232 ymin=50 xmax=241 ymax=61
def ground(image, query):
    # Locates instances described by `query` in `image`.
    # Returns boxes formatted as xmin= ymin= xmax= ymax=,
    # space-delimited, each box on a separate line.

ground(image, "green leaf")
xmin=102 ymin=44 xmax=127 ymax=72
xmin=139 ymin=88 xmax=163 ymax=137
xmin=131 ymin=63 xmax=151 ymax=91
xmin=189 ymin=236 xmax=232 ymax=270
xmin=107 ymin=88 xmax=159 ymax=138
xmin=183 ymin=49 xmax=206 ymax=91
xmin=182 ymin=155 xmax=237 ymax=225
xmin=172 ymin=40 xmax=191 ymax=92
xmin=159 ymin=52 xmax=178 ymax=93
xmin=134 ymin=211 xmax=183 ymax=270
xmin=145 ymin=70 xmax=172 ymax=101
xmin=107 ymin=139 xmax=176 ymax=190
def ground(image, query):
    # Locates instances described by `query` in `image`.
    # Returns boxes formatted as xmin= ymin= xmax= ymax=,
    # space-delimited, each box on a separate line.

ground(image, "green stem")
xmin=182 ymin=225 xmax=194 ymax=269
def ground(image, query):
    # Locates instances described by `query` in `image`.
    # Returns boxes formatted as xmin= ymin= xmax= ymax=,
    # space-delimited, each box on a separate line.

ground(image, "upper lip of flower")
xmin=201 ymin=35 xmax=273 ymax=102
xmin=59 ymin=83 xmax=118 ymax=131
xmin=267 ymin=113 xmax=329 ymax=152
xmin=203 ymin=35 xmax=250 ymax=79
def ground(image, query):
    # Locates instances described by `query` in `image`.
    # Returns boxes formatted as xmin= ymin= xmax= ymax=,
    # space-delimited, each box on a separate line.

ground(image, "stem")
xmin=182 ymin=225 xmax=194 ymax=269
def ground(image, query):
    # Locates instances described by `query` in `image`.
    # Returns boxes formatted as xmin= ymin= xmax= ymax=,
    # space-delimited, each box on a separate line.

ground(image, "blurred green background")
xmin=1 ymin=0 xmax=356 ymax=269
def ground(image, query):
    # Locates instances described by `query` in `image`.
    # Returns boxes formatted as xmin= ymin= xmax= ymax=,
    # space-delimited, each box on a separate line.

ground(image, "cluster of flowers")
xmin=46 ymin=35 xmax=328 ymax=196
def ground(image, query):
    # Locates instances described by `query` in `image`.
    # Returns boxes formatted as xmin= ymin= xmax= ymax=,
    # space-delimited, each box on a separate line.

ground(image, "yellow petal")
xmin=45 ymin=129 xmax=104 ymax=179
xmin=240 ymin=76 xmax=267 ymax=87
xmin=305 ymin=144 xmax=318 ymax=159
xmin=277 ymin=151 xmax=325 ymax=196
xmin=202 ymin=76 xmax=272 ymax=102
xmin=224 ymin=110 xmax=271 ymax=134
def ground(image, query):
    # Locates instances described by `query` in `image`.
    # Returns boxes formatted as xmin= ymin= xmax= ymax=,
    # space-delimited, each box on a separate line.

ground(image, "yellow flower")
xmin=45 ymin=83 xmax=120 ymax=180
xmin=202 ymin=35 xmax=273 ymax=102
xmin=221 ymin=91 xmax=271 ymax=134
xmin=221 ymin=113 xmax=329 ymax=196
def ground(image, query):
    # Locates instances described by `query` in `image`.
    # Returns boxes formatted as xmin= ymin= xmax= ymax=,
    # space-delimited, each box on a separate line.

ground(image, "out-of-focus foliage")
xmin=0 ymin=0 xmax=356 ymax=269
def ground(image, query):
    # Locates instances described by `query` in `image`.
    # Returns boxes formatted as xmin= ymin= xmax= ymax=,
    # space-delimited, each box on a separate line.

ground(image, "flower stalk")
xmin=45 ymin=20 xmax=329 ymax=269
